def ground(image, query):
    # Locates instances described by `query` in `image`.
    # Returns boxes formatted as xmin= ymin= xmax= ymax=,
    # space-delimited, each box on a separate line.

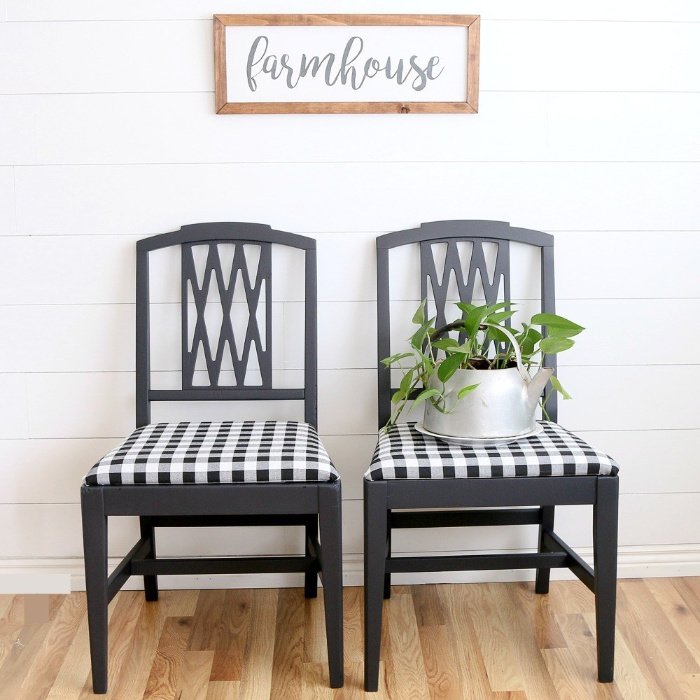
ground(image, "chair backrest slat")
xmin=376 ymin=220 xmax=556 ymax=429
xmin=136 ymin=222 xmax=317 ymax=428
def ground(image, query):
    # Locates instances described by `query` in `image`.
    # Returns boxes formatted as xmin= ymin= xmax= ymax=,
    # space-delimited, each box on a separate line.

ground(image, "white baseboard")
xmin=1 ymin=544 xmax=700 ymax=594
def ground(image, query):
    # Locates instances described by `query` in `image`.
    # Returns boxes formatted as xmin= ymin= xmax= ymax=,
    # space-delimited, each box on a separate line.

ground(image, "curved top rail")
xmin=137 ymin=222 xmax=315 ymax=253
xmin=377 ymin=220 xmax=553 ymax=250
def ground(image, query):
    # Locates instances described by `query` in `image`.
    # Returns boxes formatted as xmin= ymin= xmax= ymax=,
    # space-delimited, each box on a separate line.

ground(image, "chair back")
xmin=376 ymin=220 xmax=557 ymax=429
xmin=136 ymin=222 xmax=317 ymax=427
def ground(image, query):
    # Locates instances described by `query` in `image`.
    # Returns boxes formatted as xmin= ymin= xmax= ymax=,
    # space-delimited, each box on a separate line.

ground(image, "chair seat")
xmin=85 ymin=421 xmax=339 ymax=486
xmin=365 ymin=421 xmax=618 ymax=481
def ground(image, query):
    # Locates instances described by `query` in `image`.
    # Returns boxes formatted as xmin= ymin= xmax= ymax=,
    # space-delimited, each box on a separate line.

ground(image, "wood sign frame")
xmin=214 ymin=14 xmax=480 ymax=114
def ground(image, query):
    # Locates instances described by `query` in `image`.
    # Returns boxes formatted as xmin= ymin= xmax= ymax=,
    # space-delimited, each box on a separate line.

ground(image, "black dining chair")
xmin=81 ymin=222 xmax=343 ymax=693
xmin=364 ymin=220 xmax=619 ymax=691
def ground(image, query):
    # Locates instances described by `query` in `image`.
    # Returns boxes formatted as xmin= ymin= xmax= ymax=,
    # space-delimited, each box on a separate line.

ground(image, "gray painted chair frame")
xmin=364 ymin=220 xmax=619 ymax=691
xmin=81 ymin=223 xmax=343 ymax=693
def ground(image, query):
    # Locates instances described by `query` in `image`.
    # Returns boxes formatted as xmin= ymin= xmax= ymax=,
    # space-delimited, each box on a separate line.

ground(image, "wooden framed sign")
xmin=214 ymin=14 xmax=480 ymax=114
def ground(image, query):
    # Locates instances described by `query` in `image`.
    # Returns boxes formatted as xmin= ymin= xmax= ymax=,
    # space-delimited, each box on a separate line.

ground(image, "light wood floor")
xmin=1 ymin=578 xmax=699 ymax=699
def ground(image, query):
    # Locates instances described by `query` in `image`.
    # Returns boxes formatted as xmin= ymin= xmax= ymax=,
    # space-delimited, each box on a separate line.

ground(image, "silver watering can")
xmin=423 ymin=323 xmax=553 ymax=439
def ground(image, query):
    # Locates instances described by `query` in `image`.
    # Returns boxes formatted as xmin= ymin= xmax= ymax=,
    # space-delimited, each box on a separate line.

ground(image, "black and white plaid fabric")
xmin=366 ymin=421 xmax=618 ymax=481
xmin=85 ymin=421 xmax=339 ymax=486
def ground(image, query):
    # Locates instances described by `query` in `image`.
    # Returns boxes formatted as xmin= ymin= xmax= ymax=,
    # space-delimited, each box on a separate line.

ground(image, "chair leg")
xmin=535 ymin=505 xmax=556 ymax=594
xmin=593 ymin=476 xmax=619 ymax=683
xmin=305 ymin=516 xmax=319 ymax=599
xmin=139 ymin=516 xmax=158 ymax=602
xmin=81 ymin=487 xmax=109 ymax=694
xmin=364 ymin=479 xmax=388 ymax=692
xmin=319 ymin=483 xmax=344 ymax=688
xmin=383 ymin=511 xmax=391 ymax=599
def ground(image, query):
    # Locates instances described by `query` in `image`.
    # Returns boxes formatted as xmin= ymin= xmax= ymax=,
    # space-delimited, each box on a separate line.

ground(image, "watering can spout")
xmin=526 ymin=367 xmax=554 ymax=412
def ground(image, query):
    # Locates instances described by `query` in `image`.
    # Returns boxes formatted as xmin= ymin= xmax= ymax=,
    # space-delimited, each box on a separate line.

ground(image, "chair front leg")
xmin=593 ymin=475 xmax=619 ymax=682
xmin=81 ymin=486 xmax=109 ymax=694
xmin=535 ymin=505 xmax=556 ymax=594
xmin=319 ymin=483 xmax=344 ymax=688
xmin=383 ymin=511 xmax=392 ymax=599
xmin=305 ymin=515 xmax=319 ymax=599
xmin=364 ymin=479 xmax=388 ymax=692
xmin=139 ymin=516 xmax=158 ymax=601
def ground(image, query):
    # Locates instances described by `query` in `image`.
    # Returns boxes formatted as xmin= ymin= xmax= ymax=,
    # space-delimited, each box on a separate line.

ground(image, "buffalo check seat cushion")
xmin=366 ymin=421 xmax=618 ymax=481
xmin=84 ymin=421 xmax=339 ymax=486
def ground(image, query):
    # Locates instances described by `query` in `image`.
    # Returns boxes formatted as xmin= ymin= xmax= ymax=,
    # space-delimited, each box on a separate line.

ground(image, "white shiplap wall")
xmin=1 ymin=1 xmax=700 ymax=592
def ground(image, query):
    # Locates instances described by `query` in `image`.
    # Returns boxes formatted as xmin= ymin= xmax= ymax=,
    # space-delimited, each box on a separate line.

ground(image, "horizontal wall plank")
xmin=2 ymin=19 xmax=700 ymax=94
xmin=1 ymin=493 xmax=697 ymax=559
xmin=576 ymin=429 xmax=700 ymax=495
xmin=557 ymin=365 xmax=700 ymax=432
xmin=0 ymin=20 xmax=210 ymax=94
xmin=4 ymin=92 xmax=700 ymax=166
xmin=3 ymin=231 xmax=700 ymax=306
xmin=0 ymin=438 xmax=119 ymax=504
xmin=0 ymin=166 xmax=14 ymax=233
xmin=6 ymin=1 xmax=700 ymax=22
xmin=13 ymin=163 xmax=700 ymax=235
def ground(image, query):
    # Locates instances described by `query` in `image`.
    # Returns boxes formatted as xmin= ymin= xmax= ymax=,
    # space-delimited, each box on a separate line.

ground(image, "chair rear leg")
xmin=81 ymin=487 xmax=109 ymax=694
xmin=305 ymin=516 xmax=319 ymax=599
xmin=139 ymin=517 xmax=158 ymax=602
xmin=364 ymin=480 xmax=388 ymax=692
xmin=594 ymin=476 xmax=619 ymax=682
xmin=535 ymin=505 xmax=556 ymax=594
xmin=319 ymin=483 xmax=344 ymax=688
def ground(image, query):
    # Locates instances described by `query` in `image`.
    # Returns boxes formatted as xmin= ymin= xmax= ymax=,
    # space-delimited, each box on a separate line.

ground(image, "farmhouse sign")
xmin=214 ymin=14 xmax=480 ymax=114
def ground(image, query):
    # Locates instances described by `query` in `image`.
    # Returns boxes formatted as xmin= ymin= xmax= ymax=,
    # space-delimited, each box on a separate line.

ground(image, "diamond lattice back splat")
xmin=181 ymin=241 xmax=272 ymax=389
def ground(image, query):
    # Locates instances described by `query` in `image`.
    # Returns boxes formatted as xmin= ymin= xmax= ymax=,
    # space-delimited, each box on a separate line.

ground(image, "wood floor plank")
xmin=616 ymin=581 xmax=687 ymax=700
xmin=210 ymin=589 xmax=253 ymax=682
xmin=16 ymin=593 xmax=87 ymax=700
xmin=180 ymin=650 xmax=215 ymax=700
xmin=142 ymin=615 xmax=194 ymax=699
xmin=0 ymin=596 xmax=24 ymax=668
xmin=463 ymin=583 xmax=525 ymax=693
xmin=510 ymin=582 xmax=566 ymax=650
xmin=386 ymin=591 xmax=430 ymax=700
xmin=206 ymin=680 xmax=240 ymax=700
xmin=341 ymin=587 xmax=363 ymax=664
xmin=238 ymin=589 xmax=277 ymax=700
xmin=303 ymin=591 xmax=327 ymax=665
xmin=497 ymin=583 xmax=559 ymax=700
xmin=417 ymin=624 xmax=461 ymax=700
xmin=622 ymin=579 xmax=699 ymax=676
xmin=270 ymin=588 xmax=305 ymax=700
xmin=439 ymin=584 xmax=492 ymax=700
xmin=646 ymin=578 xmax=700 ymax=663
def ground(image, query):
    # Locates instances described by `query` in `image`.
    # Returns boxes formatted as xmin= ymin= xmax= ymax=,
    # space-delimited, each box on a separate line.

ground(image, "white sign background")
xmin=225 ymin=25 xmax=468 ymax=103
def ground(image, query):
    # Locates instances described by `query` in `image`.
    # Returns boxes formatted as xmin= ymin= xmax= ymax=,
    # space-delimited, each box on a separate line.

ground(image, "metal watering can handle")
xmin=482 ymin=322 xmax=531 ymax=383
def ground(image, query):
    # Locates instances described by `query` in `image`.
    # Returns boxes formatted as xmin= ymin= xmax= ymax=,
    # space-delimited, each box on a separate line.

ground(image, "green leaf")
xmin=381 ymin=352 xmax=414 ymax=367
xmin=531 ymin=313 xmax=584 ymax=335
xmin=412 ymin=388 xmax=442 ymax=406
xmin=518 ymin=326 xmax=542 ymax=356
xmin=456 ymin=302 xmax=476 ymax=315
xmin=399 ymin=370 xmax=414 ymax=397
xmin=539 ymin=336 xmax=575 ymax=354
xmin=437 ymin=353 xmax=464 ymax=383
xmin=545 ymin=326 xmax=584 ymax=339
xmin=410 ymin=318 xmax=434 ymax=349
xmin=483 ymin=301 xmax=512 ymax=317
xmin=431 ymin=338 xmax=459 ymax=351
xmin=549 ymin=374 xmax=572 ymax=400
xmin=464 ymin=305 xmax=489 ymax=337
xmin=457 ymin=383 xmax=480 ymax=399
xmin=488 ymin=310 xmax=516 ymax=325
xmin=412 ymin=300 xmax=427 ymax=325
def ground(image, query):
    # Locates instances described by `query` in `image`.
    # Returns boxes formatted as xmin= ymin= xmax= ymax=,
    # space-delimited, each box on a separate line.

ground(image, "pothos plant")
xmin=382 ymin=300 xmax=584 ymax=428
